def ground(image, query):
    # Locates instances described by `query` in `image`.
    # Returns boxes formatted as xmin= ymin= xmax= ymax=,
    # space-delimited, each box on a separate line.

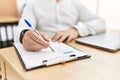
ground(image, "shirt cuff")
xmin=73 ymin=22 xmax=89 ymax=37
xmin=19 ymin=29 xmax=29 ymax=43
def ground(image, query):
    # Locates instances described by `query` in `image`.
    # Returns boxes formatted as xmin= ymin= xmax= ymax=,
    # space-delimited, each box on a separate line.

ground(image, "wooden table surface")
xmin=0 ymin=41 xmax=120 ymax=80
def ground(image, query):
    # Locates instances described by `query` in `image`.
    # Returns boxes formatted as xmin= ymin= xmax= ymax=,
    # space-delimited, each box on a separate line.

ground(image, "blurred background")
xmin=80 ymin=0 xmax=120 ymax=30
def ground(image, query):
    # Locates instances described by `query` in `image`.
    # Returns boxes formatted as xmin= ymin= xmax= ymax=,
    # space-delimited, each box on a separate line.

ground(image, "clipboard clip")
xmin=42 ymin=53 xmax=77 ymax=66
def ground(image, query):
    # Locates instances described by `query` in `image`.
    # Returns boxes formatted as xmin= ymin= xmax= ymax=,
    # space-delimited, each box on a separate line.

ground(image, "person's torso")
xmin=33 ymin=0 xmax=79 ymax=38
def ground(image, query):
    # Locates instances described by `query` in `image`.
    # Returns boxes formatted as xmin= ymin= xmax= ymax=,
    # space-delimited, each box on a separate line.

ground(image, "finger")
xmin=66 ymin=35 xmax=74 ymax=43
xmin=23 ymin=36 xmax=44 ymax=51
xmin=52 ymin=32 xmax=64 ymax=42
xmin=30 ymin=41 xmax=44 ymax=51
xmin=58 ymin=33 xmax=69 ymax=42
xmin=29 ymin=30 xmax=49 ymax=48
xmin=28 ymin=43 xmax=44 ymax=51
xmin=40 ymin=32 xmax=50 ymax=42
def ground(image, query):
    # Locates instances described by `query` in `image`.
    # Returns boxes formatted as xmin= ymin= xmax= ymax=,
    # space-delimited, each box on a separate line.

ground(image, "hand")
xmin=52 ymin=28 xmax=79 ymax=43
xmin=22 ymin=30 xmax=50 ymax=51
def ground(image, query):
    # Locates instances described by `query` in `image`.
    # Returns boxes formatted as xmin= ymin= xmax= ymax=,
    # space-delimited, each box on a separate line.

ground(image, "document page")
xmin=14 ymin=42 xmax=89 ymax=70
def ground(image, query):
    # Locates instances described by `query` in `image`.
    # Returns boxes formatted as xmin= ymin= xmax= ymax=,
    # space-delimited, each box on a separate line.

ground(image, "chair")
xmin=0 ymin=0 xmax=19 ymax=48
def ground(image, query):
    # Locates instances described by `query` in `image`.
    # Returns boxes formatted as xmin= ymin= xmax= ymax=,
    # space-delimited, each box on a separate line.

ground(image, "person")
xmin=16 ymin=0 xmax=26 ymax=16
xmin=16 ymin=0 xmax=33 ymax=17
xmin=14 ymin=0 xmax=106 ymax=51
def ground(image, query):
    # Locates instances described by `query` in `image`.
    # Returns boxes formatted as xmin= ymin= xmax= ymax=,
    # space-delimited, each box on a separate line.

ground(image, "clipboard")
xmin=14 ymin=42 xmax=91 ymax=71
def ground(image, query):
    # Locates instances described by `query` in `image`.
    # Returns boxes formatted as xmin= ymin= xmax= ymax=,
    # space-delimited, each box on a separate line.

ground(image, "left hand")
xmin=52 ymin=28 xmax=80 ymax=43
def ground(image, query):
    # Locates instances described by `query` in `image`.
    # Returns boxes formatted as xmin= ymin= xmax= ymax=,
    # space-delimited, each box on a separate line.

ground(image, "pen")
xmin=24 ymin=19 xmax=54 ymax=52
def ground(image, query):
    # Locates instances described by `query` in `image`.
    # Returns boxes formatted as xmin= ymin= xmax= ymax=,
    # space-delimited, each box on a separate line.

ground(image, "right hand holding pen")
xmin=22 ymin=30 xmax=50 ymax=51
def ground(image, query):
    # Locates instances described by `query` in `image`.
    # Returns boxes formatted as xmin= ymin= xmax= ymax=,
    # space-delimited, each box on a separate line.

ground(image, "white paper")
xmin=14 ymin=42 xmax=88 ymax=70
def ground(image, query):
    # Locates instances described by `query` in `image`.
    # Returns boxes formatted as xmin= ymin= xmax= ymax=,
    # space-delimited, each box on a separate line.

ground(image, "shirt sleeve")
xmin=14 ymin=1 xmax=37 ymax=42
xmin=73 ymin=1 xmax=106 ymax=37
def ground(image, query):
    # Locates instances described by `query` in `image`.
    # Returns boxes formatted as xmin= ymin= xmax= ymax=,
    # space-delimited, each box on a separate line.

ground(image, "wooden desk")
xmin=0 ymin=41 xmax=120 ymax=80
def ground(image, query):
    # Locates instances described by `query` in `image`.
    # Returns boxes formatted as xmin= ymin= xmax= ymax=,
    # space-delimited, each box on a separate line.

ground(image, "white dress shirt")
xmin=16 ymin=0 xmax=33 ymax=16
xmin=14 ymin=0 xmax=106 ymax=42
